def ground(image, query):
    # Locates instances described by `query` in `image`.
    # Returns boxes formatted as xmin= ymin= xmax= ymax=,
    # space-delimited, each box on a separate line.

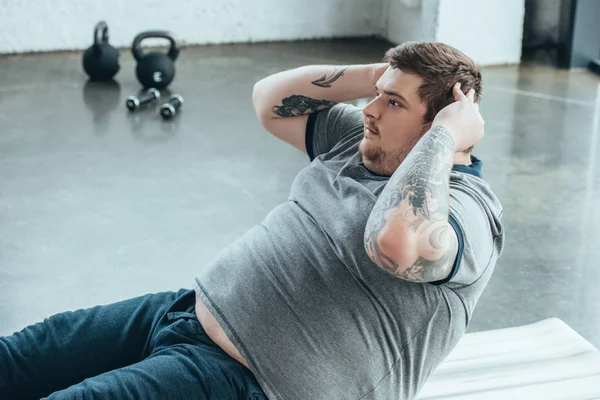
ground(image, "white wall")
xmin=435 ymin=0 xmax=526 ymax=65
xmin=0 ymin=0 xmax=525 ymax=65
xmin=0 ymin=0 xmax=382 ymax=54
xmin=382 ymin=0 xmax=525 ymax=66
xmin=384 ymin=0 xmax=439 ymax=44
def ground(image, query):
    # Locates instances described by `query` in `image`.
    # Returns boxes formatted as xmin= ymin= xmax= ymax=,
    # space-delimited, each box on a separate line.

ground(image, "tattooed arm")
xmin=253 ymin=64 xmax=389 ymax=116
xmin=252 ymin=64 xmax=388 ymax=153
xmin=364 ymin=126 xmax=458 ymax=282
xmin=364 ymin=84 xmax=485 ymax=283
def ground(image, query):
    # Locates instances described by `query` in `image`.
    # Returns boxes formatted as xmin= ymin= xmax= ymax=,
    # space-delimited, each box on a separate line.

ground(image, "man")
xmin=1 ymin=41 xmax=504 ymax=399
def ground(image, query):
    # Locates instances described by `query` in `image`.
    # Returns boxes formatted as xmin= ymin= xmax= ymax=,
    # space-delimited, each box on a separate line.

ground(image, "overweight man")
xmin=1 ymin=41 xmax=504 ymax=400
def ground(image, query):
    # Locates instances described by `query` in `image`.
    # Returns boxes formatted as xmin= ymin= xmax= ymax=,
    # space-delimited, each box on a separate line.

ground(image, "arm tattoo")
xmin=311 ymin=67 xmax=348 ymax=88
xmin=399 ymin=226 xmax=458 ymax=282
xmin=364 ymin=126 xmax=458 ymax=282
xmin=272 ymin=95 xmax=336 ymax=117
xmin=271 ymin=68 xmax=344 ymax=117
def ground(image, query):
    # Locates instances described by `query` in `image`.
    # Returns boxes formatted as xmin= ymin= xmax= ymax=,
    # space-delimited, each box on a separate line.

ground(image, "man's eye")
xmin=374 ymin=92 xmax=402 ymax=107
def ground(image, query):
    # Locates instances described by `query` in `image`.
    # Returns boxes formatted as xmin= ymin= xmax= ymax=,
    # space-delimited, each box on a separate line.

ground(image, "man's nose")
xmin=363 ymin=97 xmax=381 ymax=120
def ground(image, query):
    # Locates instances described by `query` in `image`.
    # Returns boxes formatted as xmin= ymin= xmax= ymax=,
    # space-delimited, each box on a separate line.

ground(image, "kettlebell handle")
xmin=93 ymin=21 xmax=109 ymax=54
xmin=131 ymin=31 xmax=180 ymax=62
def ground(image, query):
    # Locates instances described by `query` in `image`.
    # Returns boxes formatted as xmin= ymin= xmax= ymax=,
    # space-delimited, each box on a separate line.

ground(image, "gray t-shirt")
xmin=194 ymin=103 xmax=505 ymax=399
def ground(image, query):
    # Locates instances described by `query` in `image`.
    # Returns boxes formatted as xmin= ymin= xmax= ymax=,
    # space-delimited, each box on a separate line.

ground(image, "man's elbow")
xmin=380 ymin=232 xmax=419 ymax=272
xmin=365 ymin=228 xmax=419 ymax=278
xmin=252 ymin=79 xmax=271 ymax=121
xmin=369 ymin=227 xmax=455 ymax=283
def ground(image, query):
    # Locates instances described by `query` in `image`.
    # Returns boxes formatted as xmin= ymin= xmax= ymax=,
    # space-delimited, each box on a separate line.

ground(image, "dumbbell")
xmin=125 ymin=88 xmax=160 ymax=112
xmin=159 ymin=95 xmax=184 ymax=120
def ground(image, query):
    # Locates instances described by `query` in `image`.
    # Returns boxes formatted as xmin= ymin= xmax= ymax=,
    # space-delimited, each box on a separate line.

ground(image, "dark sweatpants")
xmin=0 ymin=289 xmax=267 ymax=400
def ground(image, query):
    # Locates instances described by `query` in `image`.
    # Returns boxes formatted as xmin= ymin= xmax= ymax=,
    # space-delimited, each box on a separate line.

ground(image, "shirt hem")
xmin=193 ymin=279 xmax=283 ymax=400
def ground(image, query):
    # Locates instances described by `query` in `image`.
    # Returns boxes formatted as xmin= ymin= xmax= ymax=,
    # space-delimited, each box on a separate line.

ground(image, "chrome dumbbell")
xmin=125 ymin=88 xmax=160 ymax=112
xmin=159 ymin=94 xmax=183 ymax=120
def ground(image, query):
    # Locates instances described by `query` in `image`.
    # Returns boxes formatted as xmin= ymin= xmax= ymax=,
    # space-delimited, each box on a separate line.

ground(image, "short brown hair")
xmin=383 ymin=41 xmax=482 ymax=123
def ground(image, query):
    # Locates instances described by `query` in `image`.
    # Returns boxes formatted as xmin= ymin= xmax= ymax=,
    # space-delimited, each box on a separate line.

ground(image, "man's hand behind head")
xmin=432 ymin=82 xmax=485 ymax=152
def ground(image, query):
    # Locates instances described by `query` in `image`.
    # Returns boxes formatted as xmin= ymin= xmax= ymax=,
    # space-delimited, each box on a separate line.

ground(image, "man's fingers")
xmin=452 ymin=82 xmax=466 ymax=101
xmin=452 ymin=83 xmax=477 ymax=103
xmin=467 ymin=88 xmax=476 ymax=102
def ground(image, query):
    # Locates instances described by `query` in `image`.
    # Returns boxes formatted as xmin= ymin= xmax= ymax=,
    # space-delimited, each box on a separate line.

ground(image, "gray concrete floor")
xmin=1 ymin=38 xmax=599 ymax=349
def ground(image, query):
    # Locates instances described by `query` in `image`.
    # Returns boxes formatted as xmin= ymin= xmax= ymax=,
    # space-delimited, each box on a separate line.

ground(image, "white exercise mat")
xmin=418 ymin=318 xmax=600 ymax=399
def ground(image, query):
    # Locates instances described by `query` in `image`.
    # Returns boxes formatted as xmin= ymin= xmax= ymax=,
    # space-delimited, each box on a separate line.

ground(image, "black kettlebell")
xmin=82 ymin=21 xmax=120 ymax=81
xmin=132 ymin=31 xmax=180 ymax=90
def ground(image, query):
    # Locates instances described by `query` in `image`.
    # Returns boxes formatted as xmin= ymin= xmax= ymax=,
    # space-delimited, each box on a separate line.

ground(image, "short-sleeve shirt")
xmin=194 ymin=103 xmax=505 ymax=399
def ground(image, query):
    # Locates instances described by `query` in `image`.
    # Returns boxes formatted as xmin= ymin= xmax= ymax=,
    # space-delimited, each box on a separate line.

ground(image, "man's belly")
xmin=194 ymin=293 xmax=250 ymax=369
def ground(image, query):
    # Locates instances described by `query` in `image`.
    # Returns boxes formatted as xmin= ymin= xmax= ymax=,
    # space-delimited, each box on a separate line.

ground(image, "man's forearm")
xmin=364 ymin=126 xmax=457 ymax=281
xmin=253 ymin=64 xmax=387 ymax=119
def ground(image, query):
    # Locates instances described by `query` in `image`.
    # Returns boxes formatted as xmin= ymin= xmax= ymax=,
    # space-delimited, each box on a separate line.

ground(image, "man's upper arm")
xmin=437 ymin=184 xmax=503 ymax=287
xmin=259 ymin=103 xmax=363 ymax=160
xmin=305 ymin=103 xmax=364 ymax=160
xmin=259 ymin=114 xmax=310 ymax=155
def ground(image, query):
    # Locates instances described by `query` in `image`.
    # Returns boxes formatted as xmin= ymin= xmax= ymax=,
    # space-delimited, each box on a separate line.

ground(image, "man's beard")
xmin=360 ymin=144 xmax=410 ymax=176
xmin=360 ymin=126 xmax=430 ymax=176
